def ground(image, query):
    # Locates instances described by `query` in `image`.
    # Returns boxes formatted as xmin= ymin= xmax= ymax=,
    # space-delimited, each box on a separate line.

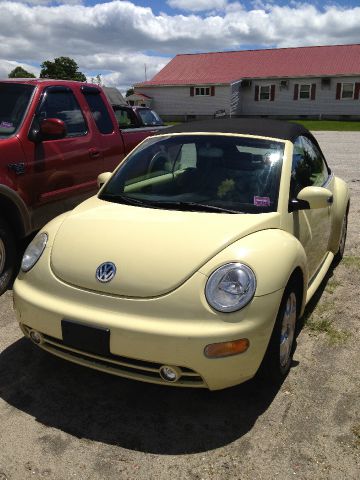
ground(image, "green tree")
xmin=8 ymin=66 xmax=35 ymax=78
xmin=126 ymin=88 xmax=134 ymax=97
xmin=40 ymin=57 xmax=86 ymax=82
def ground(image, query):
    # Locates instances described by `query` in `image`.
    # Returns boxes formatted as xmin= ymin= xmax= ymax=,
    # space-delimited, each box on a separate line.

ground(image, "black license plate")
xmin=61 ymin=320 xmax=110 ymax=356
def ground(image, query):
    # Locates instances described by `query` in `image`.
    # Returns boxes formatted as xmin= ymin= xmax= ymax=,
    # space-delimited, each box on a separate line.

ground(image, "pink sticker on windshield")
xmin=254 ymin=196 xmax=271 ymax=207
xmin=0 ymin=121 xmax=14 ymax=129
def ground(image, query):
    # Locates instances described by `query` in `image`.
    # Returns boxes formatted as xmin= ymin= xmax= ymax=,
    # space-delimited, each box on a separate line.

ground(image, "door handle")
xmin=89 ymin=148 xmax=101 ymax=159
xmin=327 ymin=195 xmax=333 ymax=205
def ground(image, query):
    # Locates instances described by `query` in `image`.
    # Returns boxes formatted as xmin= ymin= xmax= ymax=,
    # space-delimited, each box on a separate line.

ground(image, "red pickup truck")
xmin=0 ymin=79 xmax=159 ymax=294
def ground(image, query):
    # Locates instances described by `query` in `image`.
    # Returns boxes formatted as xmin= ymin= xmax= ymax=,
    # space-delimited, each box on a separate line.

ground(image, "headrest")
xmin=223 ymin=151 xmax=265 ymax=171
xmin=197 ymin=146 xmax=223 ymax=158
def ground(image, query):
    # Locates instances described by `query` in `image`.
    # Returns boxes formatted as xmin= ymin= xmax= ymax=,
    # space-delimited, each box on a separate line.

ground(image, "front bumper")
xmin=14 ymin=262 xmax=284 ymax=390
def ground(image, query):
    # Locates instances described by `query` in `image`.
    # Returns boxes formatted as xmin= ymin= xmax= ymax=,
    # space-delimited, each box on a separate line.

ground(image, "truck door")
xmin=81 ymin=86 xmax=126 ymax=173
xmin=23 ymin=85 xmax=105 ymax=227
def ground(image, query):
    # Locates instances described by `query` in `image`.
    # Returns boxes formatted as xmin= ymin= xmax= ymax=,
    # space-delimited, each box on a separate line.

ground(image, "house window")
xmin=299 ymin=84 xmax=311 ymax=99
xmin=341 ymin=83 xmax=354 ymax=99
xmin=195 ymin=87 xmax=210 ymax=96
xmin=259 ymin=85 xmax=270 ymax=101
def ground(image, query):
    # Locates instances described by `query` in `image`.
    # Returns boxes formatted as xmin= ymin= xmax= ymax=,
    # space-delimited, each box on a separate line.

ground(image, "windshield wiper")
xmin=144 ymin=200 xmax=241 ymax=214
xmin=101 ymin=194 xmax=242 ymax=213
xmin=100 ymin=193 xmax=150 ymax=207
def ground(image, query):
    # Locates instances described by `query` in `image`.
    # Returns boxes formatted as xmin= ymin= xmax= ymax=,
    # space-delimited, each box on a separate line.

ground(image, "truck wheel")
xmin=0 ymin=220 xmax=17 ymax=295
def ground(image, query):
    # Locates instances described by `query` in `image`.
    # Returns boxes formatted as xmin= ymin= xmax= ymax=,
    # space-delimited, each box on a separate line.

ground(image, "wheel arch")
xmin=287 ymin=266 xmax=306 ymax=317
xmin=0 ymin=185 xmax=31 ymax=239
xmin=200 ymin=228 xmax=309 ymax=298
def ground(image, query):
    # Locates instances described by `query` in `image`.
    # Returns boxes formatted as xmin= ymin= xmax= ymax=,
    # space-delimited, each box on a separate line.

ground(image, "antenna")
xmin=144 ymin=64 xmax=147 ymax=81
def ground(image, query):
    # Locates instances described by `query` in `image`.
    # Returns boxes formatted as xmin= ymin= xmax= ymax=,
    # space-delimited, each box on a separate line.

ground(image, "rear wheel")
xmin=261 ymin=280 xmax=299 ymax=383
xmin=335 ymin=212 xmax=348 ymax=262
xmin=0 ymin=219 xmax=17 ymax=295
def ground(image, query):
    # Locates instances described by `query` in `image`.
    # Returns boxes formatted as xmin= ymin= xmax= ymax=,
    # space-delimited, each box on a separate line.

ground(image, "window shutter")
xmin=293 ymin=84 xmax=299 ymax=100
xmin=211 ymin=86 xmax=215 ymax=96
xmin=311 ymin=83 xmax=316 ymax=100
xmin=336 ymin=83 xmax=341 ymax=100
xmin=254 ymin=85 xmax=259 ymax=101
xmin=270 ymin=84 xmax=275 ymax=101
xmin=190 ymin=86 xmax=194 ymax=97
xmin=354 ymin=83 xmax=360 ymax=100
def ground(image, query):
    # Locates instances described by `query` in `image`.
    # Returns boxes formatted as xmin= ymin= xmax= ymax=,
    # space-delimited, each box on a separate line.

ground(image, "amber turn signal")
xmin=204 ymin=338 xmax=250 ymax=358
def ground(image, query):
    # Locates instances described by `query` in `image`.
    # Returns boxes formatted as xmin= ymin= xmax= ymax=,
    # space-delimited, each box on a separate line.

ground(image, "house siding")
xmin=239 ymin=76 xmax=360 ymax=117
xmin=135 ymin=85 xmax=231 ymax=120
xmin=137 ymin=76 xmax=360 ymax=120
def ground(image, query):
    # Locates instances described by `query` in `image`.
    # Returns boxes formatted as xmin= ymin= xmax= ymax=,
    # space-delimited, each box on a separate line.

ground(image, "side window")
xmin=38 ymin=90 xmax=87 ymax=137
xmin=174 ymin=143 xmax=197 ymax=171
xmin=113 ymin=108 xmax=136 ymax=128
xmin=291 ymin=136 xmax=329 ymax=197
xmin=83 ymin=92 xmax=114 ymax=134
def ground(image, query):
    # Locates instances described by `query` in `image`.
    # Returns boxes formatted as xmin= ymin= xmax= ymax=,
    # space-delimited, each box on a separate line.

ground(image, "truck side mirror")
xmin=29 ymin=118 xmax=67 ymax=143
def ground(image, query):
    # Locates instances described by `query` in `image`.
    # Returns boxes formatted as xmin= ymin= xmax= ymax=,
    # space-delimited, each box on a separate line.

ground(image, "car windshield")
xmin=137 ymin=109 xmax=163 ymax=126
xmin=0 ymin=83 xmax=35 ymax=138
xmin=100 ymin=134 xmax=284 ymax=214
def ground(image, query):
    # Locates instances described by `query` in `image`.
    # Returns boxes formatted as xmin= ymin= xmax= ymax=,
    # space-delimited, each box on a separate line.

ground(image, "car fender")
xmin=199 ymin=228 xmax=308 ymax=309
xmin=329 ymin=176 xmax=350 ymax=253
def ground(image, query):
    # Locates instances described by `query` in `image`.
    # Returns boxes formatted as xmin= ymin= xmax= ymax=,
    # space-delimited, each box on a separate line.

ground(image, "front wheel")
xmin=260 ymin=281 xmax=299 ymax=383
xmin=0 ymin=219 xmax=17 ymax=295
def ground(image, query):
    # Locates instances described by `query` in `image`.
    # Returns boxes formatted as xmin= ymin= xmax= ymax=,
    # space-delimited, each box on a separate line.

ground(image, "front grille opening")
xmin=22 ymin=324 xmax=205 ymax=387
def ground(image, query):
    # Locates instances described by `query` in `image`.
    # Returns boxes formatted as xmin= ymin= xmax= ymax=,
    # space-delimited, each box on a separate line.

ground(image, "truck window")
xmin=113 ymin=107 xmax=137 ymax=128
xmin=137 ymin=109 xmax=163 ymax=126
xmin=38 ymin=90 xmax=87 ymax=137
xmin=0 ymin=83 xmax=35 ymax=137
xmin=82 ymin=91 xmax=114 ymax=134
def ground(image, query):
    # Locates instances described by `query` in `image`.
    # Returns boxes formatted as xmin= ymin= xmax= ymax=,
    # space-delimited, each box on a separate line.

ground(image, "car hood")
xmin=50 ymin=197 xmax=280 ymax=298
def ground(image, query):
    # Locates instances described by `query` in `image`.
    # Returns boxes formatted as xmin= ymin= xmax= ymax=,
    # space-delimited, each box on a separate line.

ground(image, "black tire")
xmin=334 ymin=212 xmax=348 ymax=263
xmin=0 ymin=219 xmax=17 ymax=295
xmin=260 ymin=280 xmax=299 ymax=383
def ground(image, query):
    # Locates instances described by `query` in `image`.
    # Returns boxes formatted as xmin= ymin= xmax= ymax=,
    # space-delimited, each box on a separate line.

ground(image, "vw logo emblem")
xmin=96 ymin=262 xmax=116 ymax=283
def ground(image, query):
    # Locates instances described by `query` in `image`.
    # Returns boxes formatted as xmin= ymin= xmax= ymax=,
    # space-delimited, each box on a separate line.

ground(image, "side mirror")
xmin=295 ymin=186 xmax=333 ymax=210
xmin=97 ymin=172 xmax=112 ymax=189
xmin=29 ymin=118 xmax=67 ymax=143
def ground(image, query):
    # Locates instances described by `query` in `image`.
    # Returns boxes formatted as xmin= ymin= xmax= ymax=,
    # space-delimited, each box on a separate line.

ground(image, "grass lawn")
xmin=165 ymin=119 xmax=360 ymax=131
xmin=290 ymin=119 xmax=360 ymax=131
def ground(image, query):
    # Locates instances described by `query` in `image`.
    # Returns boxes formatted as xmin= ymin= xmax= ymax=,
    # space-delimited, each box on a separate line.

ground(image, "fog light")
xmin=159 ymin=365 xmax=181 ymax=382
xmin=29 ymin=330 xmax=44 ymax=345
xmin=204 ymin=338 xmax=250 ymax=358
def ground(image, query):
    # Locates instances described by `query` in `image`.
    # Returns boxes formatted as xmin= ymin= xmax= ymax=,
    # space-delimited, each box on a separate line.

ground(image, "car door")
xmin=290 ymin=135 xmax=334 ymax=281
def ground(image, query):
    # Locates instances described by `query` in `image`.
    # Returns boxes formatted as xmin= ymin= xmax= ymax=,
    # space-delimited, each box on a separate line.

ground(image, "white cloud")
xmin=0 ymin=59 xmax=39 ymax=78
xmin=0 ymin=1 xmax=83 ymax=4
xmin=167 ymin=0 xmax=228 ymax=12
xmin=1 ymin=1 xmax=360 ymax=90
xmin=80 ymin=53 xmax=169 ymax=91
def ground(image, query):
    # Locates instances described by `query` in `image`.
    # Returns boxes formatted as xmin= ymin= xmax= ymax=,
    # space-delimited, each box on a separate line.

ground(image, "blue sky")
xmin=1 ymin=0 xmax=360 ymax=91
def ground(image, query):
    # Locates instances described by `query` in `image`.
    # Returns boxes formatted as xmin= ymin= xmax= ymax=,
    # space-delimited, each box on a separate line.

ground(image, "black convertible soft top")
xmin=165 ymin=118 xmax=310 ymax=142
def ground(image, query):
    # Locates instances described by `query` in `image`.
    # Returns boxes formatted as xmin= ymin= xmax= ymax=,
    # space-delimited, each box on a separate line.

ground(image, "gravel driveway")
xmin=0 ymin=132 xmax=359 ymax=480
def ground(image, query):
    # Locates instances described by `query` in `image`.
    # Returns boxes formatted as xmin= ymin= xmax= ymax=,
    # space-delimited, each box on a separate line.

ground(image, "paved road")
xmin=0 ymin=132 xmax=359 ymax=480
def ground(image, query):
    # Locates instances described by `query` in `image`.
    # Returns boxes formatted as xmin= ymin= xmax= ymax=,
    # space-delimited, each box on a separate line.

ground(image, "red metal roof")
xmin=137 ymin=44 xmax=360 ymax=86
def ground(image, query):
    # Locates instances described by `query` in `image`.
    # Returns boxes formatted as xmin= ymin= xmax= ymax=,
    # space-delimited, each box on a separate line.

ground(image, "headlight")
xmin=205 ymin=263 xmax=256 ymax=313
xmin=21 ymin=232 xmax=48 ymax=272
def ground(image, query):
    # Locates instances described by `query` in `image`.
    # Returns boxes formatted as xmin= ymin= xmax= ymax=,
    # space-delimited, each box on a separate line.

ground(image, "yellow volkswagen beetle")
xmin=13 ymin=119 xmax=350 ymax=390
